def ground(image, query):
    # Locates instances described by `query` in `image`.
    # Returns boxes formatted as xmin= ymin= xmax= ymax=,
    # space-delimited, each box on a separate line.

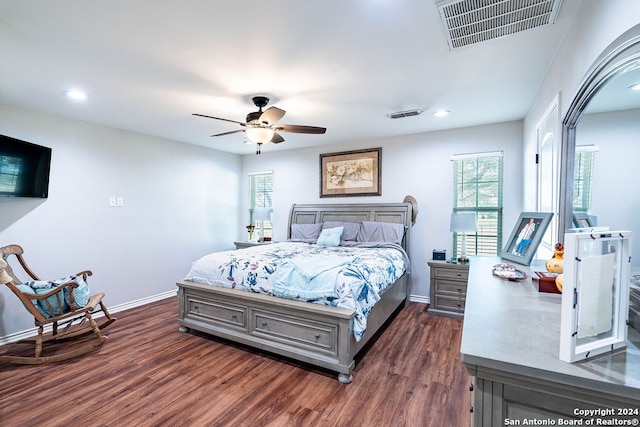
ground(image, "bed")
xmin=176 ymin=202 xmax=413 ymax=383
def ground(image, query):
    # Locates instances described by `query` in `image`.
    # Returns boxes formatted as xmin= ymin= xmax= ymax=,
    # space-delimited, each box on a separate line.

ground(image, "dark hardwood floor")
xmin=0 ymin=297 xmax=471 ymax=427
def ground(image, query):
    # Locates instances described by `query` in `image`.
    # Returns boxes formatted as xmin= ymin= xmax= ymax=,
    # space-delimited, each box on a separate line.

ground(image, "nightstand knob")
xmin=457 ymin=272 xmax=462 ymax=277
xmin=470 ymin=405 xmax=474 ymax=413
xmin=469 ymin=382 xmax=474 ymax=391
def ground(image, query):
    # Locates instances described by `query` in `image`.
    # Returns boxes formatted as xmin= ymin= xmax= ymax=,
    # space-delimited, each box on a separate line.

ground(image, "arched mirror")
xmin=559 ymin=23 xmax=640 ymax=271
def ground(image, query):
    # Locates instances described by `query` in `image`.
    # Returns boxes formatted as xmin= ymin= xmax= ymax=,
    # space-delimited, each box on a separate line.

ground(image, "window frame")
xmin=451 ymin=151 xmax=504 ymax=258
xmin=249 ymin=171 xmax=274 ymax=239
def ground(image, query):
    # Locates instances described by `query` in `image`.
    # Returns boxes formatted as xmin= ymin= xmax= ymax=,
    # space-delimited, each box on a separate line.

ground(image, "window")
xmin=572 ymin=147 xmax=596 ymax=212
xmin=249 ymin=171 xmax=273 ymax=239
xmin=452 ymin=152 xmax=504 ymax=257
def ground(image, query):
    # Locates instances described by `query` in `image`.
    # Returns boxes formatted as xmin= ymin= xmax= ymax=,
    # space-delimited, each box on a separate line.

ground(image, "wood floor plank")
xmin=0 ymin=297 xmax=470 ymax=427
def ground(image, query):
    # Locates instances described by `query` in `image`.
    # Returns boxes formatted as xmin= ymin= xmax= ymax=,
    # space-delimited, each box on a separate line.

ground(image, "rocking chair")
xmin=0 ymin=244 xmax=116 ymax=364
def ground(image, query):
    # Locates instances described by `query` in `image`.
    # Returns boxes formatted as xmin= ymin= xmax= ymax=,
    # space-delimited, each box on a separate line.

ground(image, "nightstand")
xmin=427 ymin=261 xmax=469 ymax=318
xmin=234 ymin=241 xmax=274 ymax=250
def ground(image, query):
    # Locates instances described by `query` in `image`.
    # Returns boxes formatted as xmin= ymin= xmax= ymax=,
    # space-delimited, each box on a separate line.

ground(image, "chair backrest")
xmin=1 ymin=244 xmax=49 ymax=323
xmin=1 ymin=244 xmax=41 ymax=285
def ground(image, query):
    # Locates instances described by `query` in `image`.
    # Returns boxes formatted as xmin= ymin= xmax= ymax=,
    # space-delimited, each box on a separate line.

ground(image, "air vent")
xmin=386 ymin=109 xmax=423 ymax=119
xmin=437 ymin=0 xmax=564 ymax=49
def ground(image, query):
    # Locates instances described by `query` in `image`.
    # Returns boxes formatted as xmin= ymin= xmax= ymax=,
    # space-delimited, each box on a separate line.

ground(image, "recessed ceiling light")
xmin=630 ymin=83 xmax=640 ymax=91
xmin=433 ymin=109 xmax=450 ymax=118
xmin=65 ymin=90 xmax=88 ymax=100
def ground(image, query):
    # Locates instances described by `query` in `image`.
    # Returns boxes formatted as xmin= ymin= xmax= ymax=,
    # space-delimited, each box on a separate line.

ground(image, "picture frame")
xmin=319 ymin=148 xmax=381 ymax=197
xmin=500 ymin=212 xmax=554 ymax=265
xmin=572 ymin=212 xmax=593 ymax=228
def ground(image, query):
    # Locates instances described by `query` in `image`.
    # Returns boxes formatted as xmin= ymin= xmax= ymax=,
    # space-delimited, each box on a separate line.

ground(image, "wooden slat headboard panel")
xmin=287 ymin=203 xmax=413 ymax=255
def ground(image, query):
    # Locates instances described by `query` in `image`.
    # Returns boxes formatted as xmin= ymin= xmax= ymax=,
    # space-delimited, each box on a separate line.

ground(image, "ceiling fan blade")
xmin=277 ymin=124 xmax=326 ymax=134
xmin=193 ymin=113 xmax=246 ymax=126
xmin=259 ymin=107 xmax=286 ymax=125
xmin=271 ymin=133 xmax=285 ymax=144
xmin=211 ymin=129 xmax=244 ymax=137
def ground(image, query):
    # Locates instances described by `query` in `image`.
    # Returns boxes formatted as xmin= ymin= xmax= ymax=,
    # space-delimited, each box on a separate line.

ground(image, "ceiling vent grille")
xmin=386 ymin=109 xmax=423 ymax=119
xmin=437 ymin=0 xmax=563 ymax=49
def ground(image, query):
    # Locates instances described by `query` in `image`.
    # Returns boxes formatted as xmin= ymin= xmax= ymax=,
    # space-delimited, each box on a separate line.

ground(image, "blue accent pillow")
xmin=24 ymin=275 xmax=90 ymax=318
xmin=64 ymin=276 xmax=90 ymax=308
xmin=322 ymin=221 xmax=360 ymax=242
xmin=317 ymin=226 xmax=344 ymax=247
xmin=15 ymin=283 xmax=40 ymax=311
xmin=29 ymin=286 xmax=68 ymax=318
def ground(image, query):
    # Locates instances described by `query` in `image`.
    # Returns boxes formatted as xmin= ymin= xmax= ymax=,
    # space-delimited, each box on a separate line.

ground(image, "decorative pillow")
xmin=14 ymin=283 xmax=39 ymax=311
xmin=26 ymin=281 xmax=69 ymax=318
xmin=356 ymin=221 xmax=406 ymax=244
xmin=64 ymin=276 xmax=90 ymax=308
xmin=25 ymin=275 xmax=90 ymax=318
xmin=316 ymin=226 xmax=344 ymax=247
xmin=322 ymin=222 xmax=360 ymax=242
xmin=290 ymin=223 xmax=323 ymax=240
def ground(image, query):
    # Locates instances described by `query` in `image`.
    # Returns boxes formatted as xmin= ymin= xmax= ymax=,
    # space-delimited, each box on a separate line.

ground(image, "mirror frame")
xmin=559 ymin=24 xmax=640 ymax=241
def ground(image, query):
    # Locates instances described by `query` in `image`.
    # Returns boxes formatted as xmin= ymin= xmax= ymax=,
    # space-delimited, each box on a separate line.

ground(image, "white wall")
xmin=523 ymin=1 xmax=640 ymax=210
xmin=241 ymin=121 xmax=523 ymax=300
xmin=0 ymin=105 xmax=242 ymax=337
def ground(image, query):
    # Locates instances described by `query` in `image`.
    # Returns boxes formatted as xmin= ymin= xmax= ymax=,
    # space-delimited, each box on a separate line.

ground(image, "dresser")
xmin=427 ymin=261 xmax=469 ymax=318
xmin=461 ymin=257 xmax=640 ymax=425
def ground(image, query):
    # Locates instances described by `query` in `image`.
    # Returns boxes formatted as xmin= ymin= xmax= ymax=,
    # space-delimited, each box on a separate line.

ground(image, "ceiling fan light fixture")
xmin=245 ymin=126 xmax=275 ymax=144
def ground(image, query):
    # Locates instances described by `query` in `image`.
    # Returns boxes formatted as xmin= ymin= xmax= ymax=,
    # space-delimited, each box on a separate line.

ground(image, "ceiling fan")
xmin=193 ymin=96 xmax=326 ymax=154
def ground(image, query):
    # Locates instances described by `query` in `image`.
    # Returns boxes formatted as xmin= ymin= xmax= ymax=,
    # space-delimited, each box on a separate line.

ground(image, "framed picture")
xmin=319 ymin=148 xmax=381 ymax=197
xmin=572 ymin=212 xmax=593 ymax=228
xmin=500 ymin=212 xmax=554 ymax=265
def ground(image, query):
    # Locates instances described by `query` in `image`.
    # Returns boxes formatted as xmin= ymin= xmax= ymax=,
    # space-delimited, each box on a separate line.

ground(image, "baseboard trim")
xmin=1 ymin=290 xmax=429 ymax=345
xmin=409 ymin=294 xmax=430 ymax=304
xmin=0 ymin=290 xmax=176 ymax=346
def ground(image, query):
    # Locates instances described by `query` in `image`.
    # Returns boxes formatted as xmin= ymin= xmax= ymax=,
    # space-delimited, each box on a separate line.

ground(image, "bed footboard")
xmin=176 ymin=274 xmax=408 ymax=383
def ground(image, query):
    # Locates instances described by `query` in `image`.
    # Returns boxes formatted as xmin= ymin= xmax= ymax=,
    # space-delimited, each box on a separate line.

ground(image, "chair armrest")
xmin=25 ymin=281 xmax=77 ymax=300
xmin=75 ymin=270 xmax=92 ymax=280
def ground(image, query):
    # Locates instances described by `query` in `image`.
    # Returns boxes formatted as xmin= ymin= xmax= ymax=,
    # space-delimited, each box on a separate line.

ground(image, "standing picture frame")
xmin=319 ymin=148 xmax=381 ymax=198
xmin=500 ymin=212 xmax=554 ymax=265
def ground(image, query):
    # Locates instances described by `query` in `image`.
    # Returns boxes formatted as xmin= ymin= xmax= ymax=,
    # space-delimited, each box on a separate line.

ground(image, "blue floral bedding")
xmin=184 ymin=241 xmax=409 ymax=341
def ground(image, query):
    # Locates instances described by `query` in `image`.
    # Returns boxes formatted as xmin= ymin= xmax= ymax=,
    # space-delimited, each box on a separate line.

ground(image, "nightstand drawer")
xmin=434 ymin=279 xmax=467 ymax=295
xmin=434 ymin=295 xmax=466 ymax=312
xmin=432 ymin=266 xmax=468 ymax=281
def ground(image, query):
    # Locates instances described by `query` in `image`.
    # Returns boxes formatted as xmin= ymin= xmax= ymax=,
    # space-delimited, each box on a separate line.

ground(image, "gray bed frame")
xmin=176 ymin=202 xmax=412 ymax=383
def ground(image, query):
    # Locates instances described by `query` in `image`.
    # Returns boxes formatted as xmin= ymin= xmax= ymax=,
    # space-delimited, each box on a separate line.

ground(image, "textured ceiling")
xmin=0 ymin=0 xmax=583 ymax=155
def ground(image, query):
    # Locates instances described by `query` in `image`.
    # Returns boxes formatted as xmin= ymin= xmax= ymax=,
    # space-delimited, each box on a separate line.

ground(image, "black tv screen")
xmin=0 ymin=135 xmax=52 ymax=198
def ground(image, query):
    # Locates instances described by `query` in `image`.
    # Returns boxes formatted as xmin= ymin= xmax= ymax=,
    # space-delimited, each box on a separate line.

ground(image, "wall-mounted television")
xmin=0 ymin=134 xmax=52 ymax=198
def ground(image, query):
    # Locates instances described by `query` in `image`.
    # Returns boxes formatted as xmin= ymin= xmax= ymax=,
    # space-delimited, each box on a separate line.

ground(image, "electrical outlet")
xmin=109 ymin=196 xmax=116 ymax=207
xmin=116 ymin=197 xmax=124 ymax=207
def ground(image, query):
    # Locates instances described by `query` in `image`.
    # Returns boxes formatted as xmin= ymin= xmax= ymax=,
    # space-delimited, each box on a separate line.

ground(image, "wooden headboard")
xmin=287 ymin=202 xmax=413 ymax=255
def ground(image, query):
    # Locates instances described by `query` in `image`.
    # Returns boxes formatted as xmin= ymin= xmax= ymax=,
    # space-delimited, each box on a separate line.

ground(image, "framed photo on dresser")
xmin=500 ymin=212 xmax=553 ymax=265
